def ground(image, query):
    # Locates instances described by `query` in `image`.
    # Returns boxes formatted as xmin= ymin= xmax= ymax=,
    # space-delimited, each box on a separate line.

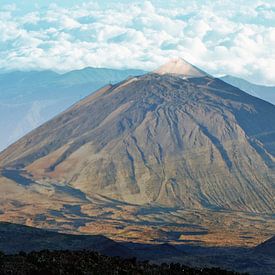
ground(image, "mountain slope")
xmin=254 ymin=235 xmax=275 ymax=256
xmin=0 ymin=59 xmax=274 ymax=215
xmin=0 ymin=221 xmax=129 ymax=256
xmin=221 ymin=75 xmax=275 ymax=105
xmin=0 ymin=68 xmax=145 ymax=151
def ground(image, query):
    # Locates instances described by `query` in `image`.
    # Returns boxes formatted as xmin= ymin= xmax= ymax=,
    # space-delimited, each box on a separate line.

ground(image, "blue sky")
xmin=0 ymin=0 xmax=275 ymax=85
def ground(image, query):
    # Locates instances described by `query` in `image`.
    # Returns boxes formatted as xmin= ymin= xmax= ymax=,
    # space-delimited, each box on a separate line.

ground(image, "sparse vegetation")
xmin=0 ymin=250 xmax=245 ymax=275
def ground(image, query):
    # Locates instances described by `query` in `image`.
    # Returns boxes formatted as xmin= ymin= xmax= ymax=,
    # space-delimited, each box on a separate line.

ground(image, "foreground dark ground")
xmin=0 ymin=250 xmax=244 ymax=275
xmin=0 ymin=222 xmax=274 ymax=275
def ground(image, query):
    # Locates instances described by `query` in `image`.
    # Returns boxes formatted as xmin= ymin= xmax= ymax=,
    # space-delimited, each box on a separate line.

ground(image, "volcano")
xmin=0 ymin=58 xmax=274 ymax=213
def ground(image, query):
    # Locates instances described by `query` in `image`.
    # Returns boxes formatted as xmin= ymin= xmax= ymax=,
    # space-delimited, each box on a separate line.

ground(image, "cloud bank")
xmin=0 ymin=0 xmax=275 ymax=85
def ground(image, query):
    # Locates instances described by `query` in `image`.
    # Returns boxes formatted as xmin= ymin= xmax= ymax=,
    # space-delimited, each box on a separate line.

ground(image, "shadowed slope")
xmin=255 ymin=235 xmax=275 ymax=256
xmin=0 ymin=221 xmax=129 ymax=256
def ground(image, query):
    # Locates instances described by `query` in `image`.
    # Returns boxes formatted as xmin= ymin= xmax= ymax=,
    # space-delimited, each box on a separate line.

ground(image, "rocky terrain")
xmin=0 ymin=58 xmax=274 ymax=249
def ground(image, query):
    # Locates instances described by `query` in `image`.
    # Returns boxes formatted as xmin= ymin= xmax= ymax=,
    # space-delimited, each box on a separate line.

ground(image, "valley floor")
xmin=0 ymin=174 xmax=274 ymax=248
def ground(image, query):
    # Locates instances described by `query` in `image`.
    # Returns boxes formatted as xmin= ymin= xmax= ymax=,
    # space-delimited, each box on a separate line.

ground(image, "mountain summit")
xmin=154 ymin=57 xmax=207 ymax=77
xmin=0 ymin=61 xmax=274 ymax=215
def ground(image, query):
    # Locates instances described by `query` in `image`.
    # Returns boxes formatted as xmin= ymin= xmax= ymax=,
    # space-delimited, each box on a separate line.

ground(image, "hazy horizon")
xmin=1 ymin=0 xmax=275 ymax=85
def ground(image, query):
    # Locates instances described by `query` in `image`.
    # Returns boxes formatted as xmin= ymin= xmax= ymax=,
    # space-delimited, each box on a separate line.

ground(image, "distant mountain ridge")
xmin=0 ymin=67 xmax=145 ymax=151
xmin=221 ymin=75 xmax=275 ymax=105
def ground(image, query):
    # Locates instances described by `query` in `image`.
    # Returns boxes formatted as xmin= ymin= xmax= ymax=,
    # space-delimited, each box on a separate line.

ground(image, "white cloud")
xmin=0 ymin=0 xmax=275 ymax=85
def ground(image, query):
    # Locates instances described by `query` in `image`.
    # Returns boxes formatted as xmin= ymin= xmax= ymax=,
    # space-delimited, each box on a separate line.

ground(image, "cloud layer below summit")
xmin=0 ymin=0 xmax=275 ymax=85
